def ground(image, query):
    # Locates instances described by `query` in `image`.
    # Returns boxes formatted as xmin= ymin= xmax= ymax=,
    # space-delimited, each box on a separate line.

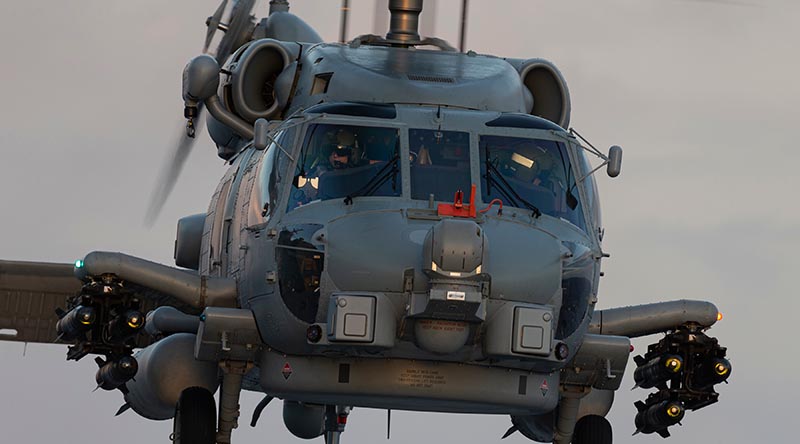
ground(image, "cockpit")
xmin=287 ymin=123 xmax=401 ymax=210
xmin=249 ymin=107 xmax=604 ymax=357
xmin=258 ymin=107 xmax=599 ymax=234
xmin=480 ymin=135 xmax=585 ymax=229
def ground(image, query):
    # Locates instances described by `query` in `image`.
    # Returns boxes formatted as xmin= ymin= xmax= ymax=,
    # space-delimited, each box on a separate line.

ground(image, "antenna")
xmin=459 ymin=0 xmax=468 ymax=52
xmin=339 ymin=0 xmax=350 ymax=43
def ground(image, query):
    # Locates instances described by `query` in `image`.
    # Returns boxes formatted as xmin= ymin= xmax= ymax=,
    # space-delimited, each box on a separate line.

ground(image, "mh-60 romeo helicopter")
xmin=0 ymin=1 xmax=732 ymax=443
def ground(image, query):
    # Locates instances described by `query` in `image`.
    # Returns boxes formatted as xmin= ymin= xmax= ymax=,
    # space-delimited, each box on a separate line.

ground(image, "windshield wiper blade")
xmin=343 ymin=155 xmax=400 ymax=205
xmin=486 ymin=161 xmax=542 ymax=218
xmin=484 ymin=174 xmax=518 ymax=207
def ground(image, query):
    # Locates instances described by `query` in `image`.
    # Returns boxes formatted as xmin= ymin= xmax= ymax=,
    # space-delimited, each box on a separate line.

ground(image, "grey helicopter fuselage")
xmin=187 ymin=38 xmax=607 ymax=415
xmin=0 ymin=2 xmax=732 ymax=443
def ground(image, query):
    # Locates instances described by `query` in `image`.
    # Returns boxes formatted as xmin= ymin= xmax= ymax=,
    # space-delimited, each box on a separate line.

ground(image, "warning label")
xmin=398 ymin=368 xmax=447 ymax=389
xmin=416 ymin=319 xmax=467 ymax=333
xmin=282 ymin=363 xmax=293 ymax=380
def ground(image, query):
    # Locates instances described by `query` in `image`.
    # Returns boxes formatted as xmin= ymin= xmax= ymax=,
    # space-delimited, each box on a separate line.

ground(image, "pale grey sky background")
xmin=1 ymin=0 xmax=797 ymax=442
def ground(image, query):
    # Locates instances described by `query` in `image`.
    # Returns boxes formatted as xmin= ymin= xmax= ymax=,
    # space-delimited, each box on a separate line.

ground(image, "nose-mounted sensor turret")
xmin=407 ymin=218 xmax=489 ymax=354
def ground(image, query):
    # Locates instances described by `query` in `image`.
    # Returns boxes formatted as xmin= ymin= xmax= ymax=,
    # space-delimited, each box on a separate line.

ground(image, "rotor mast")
xmin=386 ymin=0 xmax=424 ymax=44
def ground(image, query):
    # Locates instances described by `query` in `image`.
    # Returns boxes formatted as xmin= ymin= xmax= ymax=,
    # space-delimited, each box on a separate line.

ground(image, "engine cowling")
xmin=220 ymin=39 xmax=300 ymax=123
xmin=124 ymin=333 xmax=219 ymax=420
xmin=510 ymin=58 xmax=571 ymax=128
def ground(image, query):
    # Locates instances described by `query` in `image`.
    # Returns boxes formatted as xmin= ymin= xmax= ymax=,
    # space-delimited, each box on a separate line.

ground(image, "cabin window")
xmin=287 ymin=123 xmax=401 ymax=211
xmin=479 ymin=135 xmax=586 ymax=230
xmin=409 ymin=129 xmax=471 ymax=201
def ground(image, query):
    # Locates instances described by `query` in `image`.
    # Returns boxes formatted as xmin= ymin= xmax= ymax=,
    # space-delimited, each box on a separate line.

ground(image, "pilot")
xmin=532 ymin=155 xmax=554 ymax=188
xmin=327 ymin=129 xmax=358 ymax=169
xmin=290 ymin=128 xmax=364 ymax=207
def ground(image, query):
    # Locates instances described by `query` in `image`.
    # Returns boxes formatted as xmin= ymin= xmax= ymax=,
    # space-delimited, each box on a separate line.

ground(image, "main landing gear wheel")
xmin=572 ymin=415 xmax=612 ymax=444
xmin=172 ymin=387 xmax=217 ymax=444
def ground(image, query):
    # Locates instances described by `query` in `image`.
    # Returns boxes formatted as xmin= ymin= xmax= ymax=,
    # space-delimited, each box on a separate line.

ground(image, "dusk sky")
xmin=1 ymin=1 xmax=797 ymax=443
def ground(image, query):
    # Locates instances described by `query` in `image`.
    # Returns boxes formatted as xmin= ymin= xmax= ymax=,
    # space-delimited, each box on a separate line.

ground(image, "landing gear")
xmin=172 ymin=387 xmax=216 ymax=444
xmin=572 ymin=415 xmax=612 ymax=444
xmin=323 ymin=405 xmax=351 ymax=444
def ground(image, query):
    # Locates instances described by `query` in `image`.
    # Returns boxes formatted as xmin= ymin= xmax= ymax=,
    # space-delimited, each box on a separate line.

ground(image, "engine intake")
xmin=220 ymin=39 xmax=300 ymax=123
xmin=517 ymin=59 xmax=571 ymax=128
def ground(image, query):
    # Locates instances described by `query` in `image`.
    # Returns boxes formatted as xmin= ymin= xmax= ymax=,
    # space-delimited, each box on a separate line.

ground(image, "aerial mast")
xmin=339 ymin=0 xmax=350 ymax=43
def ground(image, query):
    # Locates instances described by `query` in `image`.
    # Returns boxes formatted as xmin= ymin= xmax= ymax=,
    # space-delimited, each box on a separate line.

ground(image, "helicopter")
xmin=0 ymin=1 xmax=733 ymax=444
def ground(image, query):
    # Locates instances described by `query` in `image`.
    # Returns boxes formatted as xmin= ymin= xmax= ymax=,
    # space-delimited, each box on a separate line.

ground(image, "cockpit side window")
xmin=257 ymin=128 xmax=295 ymax=222
xmin=286 ymin=123 xmax=401 ymax=211
xmin=480 ymin=135 xmax=587 ymax=230
xmin=574 ymin=146 xmax=601 ymax=232
xmin=409 ymin=129 xmax=471 ymax=201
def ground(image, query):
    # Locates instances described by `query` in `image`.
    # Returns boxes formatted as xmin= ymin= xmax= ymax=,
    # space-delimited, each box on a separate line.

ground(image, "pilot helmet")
xmin=329 ymin=129 xmax=357 ymax=168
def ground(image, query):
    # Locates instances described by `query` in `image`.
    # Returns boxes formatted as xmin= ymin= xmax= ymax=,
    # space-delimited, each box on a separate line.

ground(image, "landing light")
xmin=306 ymin=325 xmax=323 ymax=343
xmin=717 ymin=312 xmax=723 ymax=322
xmin=555 ymin=342 xmax=569 ymax=360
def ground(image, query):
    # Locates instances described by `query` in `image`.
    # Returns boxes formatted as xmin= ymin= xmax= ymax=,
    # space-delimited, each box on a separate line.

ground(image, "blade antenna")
xmin=459 ymin=0 xmax=468 ymax=52
xmin=386 ymin=409 xmax=391 ymax=439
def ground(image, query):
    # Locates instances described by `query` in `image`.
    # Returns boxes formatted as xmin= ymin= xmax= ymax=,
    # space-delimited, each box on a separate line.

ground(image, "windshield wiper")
xmin=343 ymin=154 xmax=400 ymax=205
xmin=483 ymin=147 xmax=542 ymax=218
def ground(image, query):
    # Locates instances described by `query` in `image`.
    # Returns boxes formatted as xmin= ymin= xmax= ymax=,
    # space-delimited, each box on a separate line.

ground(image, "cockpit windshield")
xmin=480 ymin=135 xmax=586 ymax=229
xmin=287 ymin=123 xmax=401 ymax=211
xmin=410 ymin=129 xmax=471 ymax=201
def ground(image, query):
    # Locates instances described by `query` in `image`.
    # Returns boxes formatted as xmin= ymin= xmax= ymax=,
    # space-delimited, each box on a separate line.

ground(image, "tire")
xmin=572 ymin=415 xmax=612 ymax=444
xmin=173 ymin=387 xmax=217 ymax=444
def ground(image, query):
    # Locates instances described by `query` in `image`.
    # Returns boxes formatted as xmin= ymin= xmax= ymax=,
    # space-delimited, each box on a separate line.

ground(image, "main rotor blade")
xmin=145 ymin=1 xmax=256 ymax=226
xmin=214 ymin=0 xmax=256 ymax=64
xmin=204 ymin=0 xmax=229 ymax=53
xmin=144 ymin=105 xmax=206 ymax=226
